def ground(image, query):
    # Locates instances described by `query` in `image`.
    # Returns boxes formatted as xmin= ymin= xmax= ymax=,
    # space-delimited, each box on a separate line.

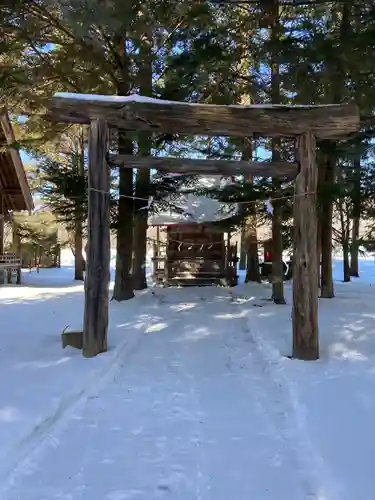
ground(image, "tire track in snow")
xmin=0 ymin=293 xmax=208 ymax=499
xmin=244 ymin=307 xmax=342 ymax=500
xmin=218 ymin=314 xmax=313 ymax=498
xmin=0 ymin=321 xmax=149 ymax=497
xmin=0 ymin=288 xmax=339 ymax=499
xmin=167 ymin=349 xmax=210 ymax=500
xmin=167 ymin=292 xmax=321 ymax=499
xmin=172 ymin=292 xmax=316 ymax=499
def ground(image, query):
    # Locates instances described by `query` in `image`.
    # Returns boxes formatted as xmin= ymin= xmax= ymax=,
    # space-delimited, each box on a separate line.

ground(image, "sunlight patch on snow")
xmin=342 ymin=322 xmax=367 ymax=333
xmin=257 ymin=311 xmax=277 ymax=318
xmin=328 ymin=343 xmax=367 ymax=361
xmin=360 ymin=313 xmax=375 ymax=320
xmin=115 ymin=321 xmax=148 ymax=330
xmin=15 ymin=357 xmax=72 ymax=370
xmin=0 ymin=407 xmax=21 ymax=423
xmin=177 ymin=326 xmax=215 ymax=342
xmin=215 ymin=310 xmax=248 ymax=319
xmin=169 ymin=302 xmax=197 ymax=312
xmin=145 ymin=322 xmax=168 ymax=333
xmin=229 ymin=293 xmax=256 ymax=304
xmin=0 ymin=285 xmax=83 ymax=302
xmin=107 ymin=489 xmax=144 ymax=500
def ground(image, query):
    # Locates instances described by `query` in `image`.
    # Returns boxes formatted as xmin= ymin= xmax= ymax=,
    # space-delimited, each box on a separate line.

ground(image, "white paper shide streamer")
xmin=139 ymin=196 xmax=154 ymax=210
xmin=265 ymin=199 xmax=273 ymax=215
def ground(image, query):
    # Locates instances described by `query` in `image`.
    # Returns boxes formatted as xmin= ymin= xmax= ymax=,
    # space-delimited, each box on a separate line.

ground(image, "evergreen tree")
xmin=35 ymin=128 xmax=88 ymax=280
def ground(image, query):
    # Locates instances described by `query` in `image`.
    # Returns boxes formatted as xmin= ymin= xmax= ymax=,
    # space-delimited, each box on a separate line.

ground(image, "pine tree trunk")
xmin=240 ymin=138 xmax=261 ymax=283
xmin=343 ymin=241 xmax=350 ymax=282
xmin=317 ymin=158 xmax=325 ymax=289
xmin=74 ymin=209 xmax=84 ymax=281
xmin=320 ymin=150 xmax=335 ymax=298
xmin=57 ymin=245 xmax=61 ymax=268
xmin=0 ymin=216 xmax=3 ymax=255
xmin=239 ymin=227 xmax=246 ymax=271
xmin=74 ymin=131 xmax=85 ymax=281
xmin=132 ymin=167 xmax=150 ymax=290
xmin=270 ymin=0 xmax=285 ymax=304
xmin=271 ymin=179 xmax=286 ymax=303
xmin=132 ymin=29 xmax=152 ymax=291
xmin=350 ymin=155 xmax=361 ymax=277
xmin=321 ymin=3 xmax=350 ymax=296
xmin=238 ymin=5 xmax=261 ymax=283
xmin=350 ymin=219 xmax=360 ymax=277
xmin=113 ymin=136 xmax=135 ymax=301
xmin=12 ymin=219 xmax=21 ymax=254
xmin=112 ymin=37 xmax=135 ymax=301
xmin=244 ymin=209 xmax=261 ymax=283
xmin=317 ymin=219 xmax=321 ymax=288
xmin=242 ymin=174 xmax=261 ymax=284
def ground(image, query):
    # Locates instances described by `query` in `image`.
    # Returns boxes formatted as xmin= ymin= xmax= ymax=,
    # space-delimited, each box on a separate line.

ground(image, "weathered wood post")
xmin=0 ymin=217 xmax=3 ymax=256
xmin=292 ymin=130 xmax=319 ymax=360
xmin=156 ymin=225 xmax=160 ymax=248
xmin=152 ymin=240 xmax=157 ymax=280
xmin=0 ymin=195 xmax=4 ymax=286
xmin=164 ymin=229 xmax=170 ymax=287
xmin=154 ymin=225 xmax=160 ymax=278
xmin=83 ymin=119 xmax=110 ymax=357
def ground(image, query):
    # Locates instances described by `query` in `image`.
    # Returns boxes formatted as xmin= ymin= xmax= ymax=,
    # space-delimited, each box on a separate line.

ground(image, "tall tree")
xmin=132 ymin=16 xmax=153 ymax=291
xmin=319 ymin=2 xmax=350 ymax=296
xmin=35 ymin=128 xmax=88 ymax=279
xmin=112 ymin=32 xmax=135 ymax=301
xmin=269 ymin=0 xmax=286 ymax=304
xmin=350 ymin=148 xmax=361 ymax=277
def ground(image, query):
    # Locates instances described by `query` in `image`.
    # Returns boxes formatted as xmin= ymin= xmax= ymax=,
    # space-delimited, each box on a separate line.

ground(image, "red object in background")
xmin=264 ymin=250 xmax=273 ymax=262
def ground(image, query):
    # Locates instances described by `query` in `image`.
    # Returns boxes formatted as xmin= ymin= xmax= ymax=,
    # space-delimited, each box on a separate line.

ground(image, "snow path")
xmin=1 ymin=288 xmax=322 ymax=500
xmin=246 ymin=312 xmax=339 ymax=500
xmin=0 ymin=279 xmax=153 ymax=489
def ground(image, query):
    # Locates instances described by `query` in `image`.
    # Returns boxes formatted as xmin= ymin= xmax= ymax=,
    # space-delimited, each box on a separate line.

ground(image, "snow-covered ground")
xmin=0 ymin=251 xmax=375 ymax=499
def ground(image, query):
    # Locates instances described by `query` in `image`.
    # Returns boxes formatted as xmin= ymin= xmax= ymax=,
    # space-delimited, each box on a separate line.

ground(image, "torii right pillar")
xmin=292 ymin=130 xmax=319 ymax=360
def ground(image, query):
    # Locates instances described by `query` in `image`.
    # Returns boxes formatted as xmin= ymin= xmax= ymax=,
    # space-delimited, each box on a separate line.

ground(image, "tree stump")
xmin=61 ymin=330 xmax=83 ymax=350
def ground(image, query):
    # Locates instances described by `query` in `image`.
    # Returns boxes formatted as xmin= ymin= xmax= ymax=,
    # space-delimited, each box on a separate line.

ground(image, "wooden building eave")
xmin=0 ymin=110 xmax=34 ymax=213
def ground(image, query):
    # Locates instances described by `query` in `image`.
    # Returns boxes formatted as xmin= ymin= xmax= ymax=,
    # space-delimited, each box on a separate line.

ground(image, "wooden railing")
xmin=0 ymin=253 xmax=22 ymax=284
xmin=152 ymin=244 xmax=238 ymax=287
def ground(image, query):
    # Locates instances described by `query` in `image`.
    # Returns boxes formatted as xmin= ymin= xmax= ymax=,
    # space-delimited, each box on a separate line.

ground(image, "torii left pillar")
xmin=292 ymin=130 xmax=319 ymax=360
xmin=83 ymin=119 xmax=111 ymax=357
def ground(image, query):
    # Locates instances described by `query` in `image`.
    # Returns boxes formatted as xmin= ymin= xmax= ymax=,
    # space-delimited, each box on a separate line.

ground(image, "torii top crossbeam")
xmin=48 ymin=93 xmax=359 ymax=140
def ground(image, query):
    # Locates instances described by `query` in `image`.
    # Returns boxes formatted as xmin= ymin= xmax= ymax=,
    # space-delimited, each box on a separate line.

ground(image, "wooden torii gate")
xmin=47 ymin=93 xmax=360 ymax=361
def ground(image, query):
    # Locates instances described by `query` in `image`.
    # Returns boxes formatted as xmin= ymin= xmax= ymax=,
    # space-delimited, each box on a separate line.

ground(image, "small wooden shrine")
xmin=150 ymin=177 xmax=238 ymax=286
xmin=152 ymin=223 xmax=238 ymax=287
xmin=45 ymin=92 xmax=360 ymax=360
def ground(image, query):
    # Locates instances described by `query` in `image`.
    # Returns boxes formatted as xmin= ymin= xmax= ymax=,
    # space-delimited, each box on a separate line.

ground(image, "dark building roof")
xmin=0 ymin=111 xmax=34 ymax=214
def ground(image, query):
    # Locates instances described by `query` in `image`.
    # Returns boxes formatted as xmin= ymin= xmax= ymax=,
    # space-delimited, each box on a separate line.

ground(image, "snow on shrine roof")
xmin=149 ymin=176 xmax=236 ymax=226
xmin=47 ymin=93 xmax=360 ymax=140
